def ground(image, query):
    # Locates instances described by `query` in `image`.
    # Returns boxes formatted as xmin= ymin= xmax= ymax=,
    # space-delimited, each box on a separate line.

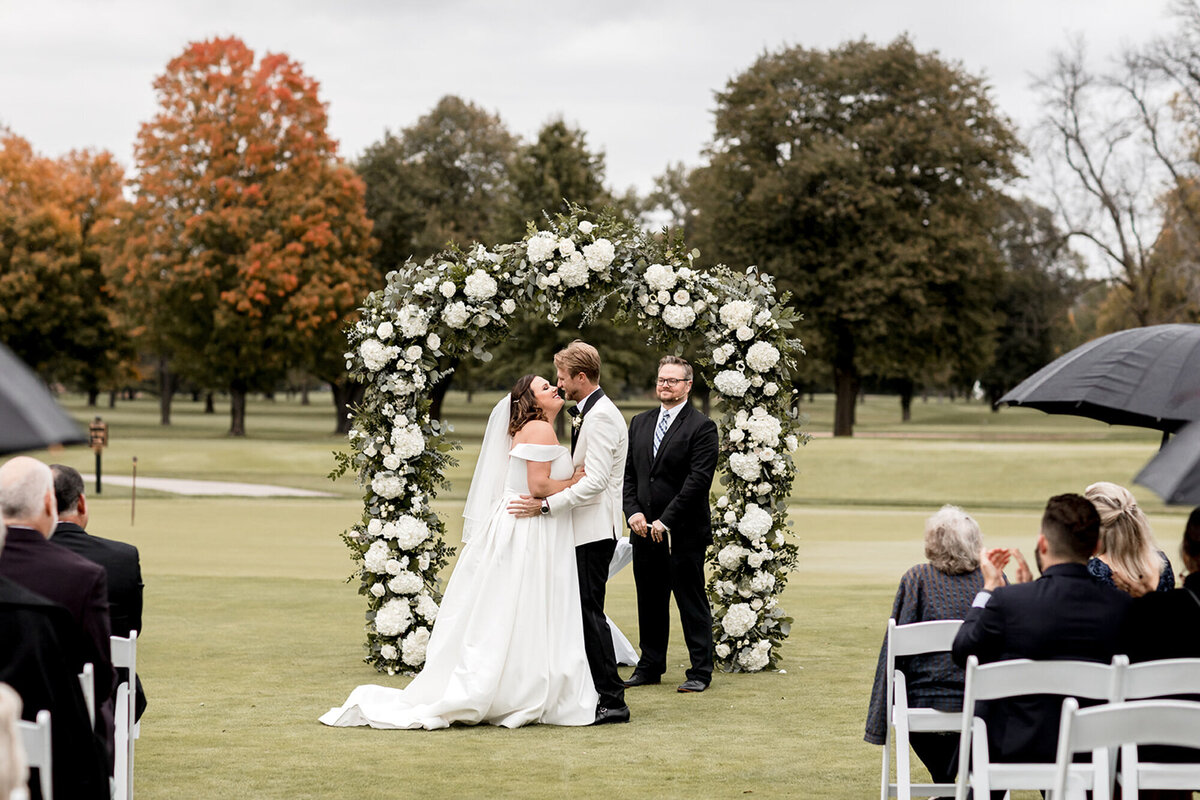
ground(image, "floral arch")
xmin=334 ymin=208 xmax=808 ymax=675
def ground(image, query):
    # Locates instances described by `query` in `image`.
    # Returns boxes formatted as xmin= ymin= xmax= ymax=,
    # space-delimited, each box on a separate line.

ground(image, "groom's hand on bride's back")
xmin=508 ymin=494 xmax=543 ymax=518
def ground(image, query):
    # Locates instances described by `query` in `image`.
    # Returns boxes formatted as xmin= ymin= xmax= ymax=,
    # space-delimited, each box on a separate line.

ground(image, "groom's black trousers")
xmin=576 ymin=538 xmax=626 ymax=709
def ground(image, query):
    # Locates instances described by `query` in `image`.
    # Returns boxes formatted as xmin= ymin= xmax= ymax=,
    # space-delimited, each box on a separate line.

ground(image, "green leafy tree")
xmin=688 ymin=37 xmax=1022 ymax=435
xmin=507 ymin=118 xmax=610 ymax=229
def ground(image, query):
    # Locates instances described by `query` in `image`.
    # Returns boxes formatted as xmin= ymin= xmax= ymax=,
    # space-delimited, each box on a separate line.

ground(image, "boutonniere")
xmin=571 ymin=414 xmax=583 ymax=432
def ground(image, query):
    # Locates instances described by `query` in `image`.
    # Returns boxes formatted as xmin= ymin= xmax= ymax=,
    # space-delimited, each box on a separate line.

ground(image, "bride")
xmin=320 ymin=375 xmax=599 ymax=729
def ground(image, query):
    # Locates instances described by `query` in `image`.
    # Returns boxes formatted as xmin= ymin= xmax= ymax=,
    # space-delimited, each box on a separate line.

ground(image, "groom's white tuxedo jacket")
xmin=546 ymin=392 xmax=627 ymax=547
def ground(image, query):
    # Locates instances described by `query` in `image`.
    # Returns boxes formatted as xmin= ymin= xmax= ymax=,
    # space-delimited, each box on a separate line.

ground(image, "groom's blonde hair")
xmin=554 ymin=340 xmax=601 ymax=382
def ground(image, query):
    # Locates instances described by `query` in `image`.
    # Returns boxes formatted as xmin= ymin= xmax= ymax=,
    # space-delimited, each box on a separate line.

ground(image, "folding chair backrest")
xmin=882 ymin=618 xmax=963 ymax=800
xmin=1123 ymin=658 xmax=1200 ymax=700
xmin=17 ymin=709 xmax=51 ymax=800
xmin=78 ymin=662 xmax=94 ymax=727
xmin=1052 ymin=698 xmax=1200 ymax=799
xmin=111 ymin=630 xmax=138 ymax=800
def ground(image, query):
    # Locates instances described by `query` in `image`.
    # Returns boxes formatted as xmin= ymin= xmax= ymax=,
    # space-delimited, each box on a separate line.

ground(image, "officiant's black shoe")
xmin=622 ymin=672 xmax=660 ymax=688
xmin=676 ymin=679 xmax=709 ymax=693
xmin=593 ymin=705 xmax=631 ymax=725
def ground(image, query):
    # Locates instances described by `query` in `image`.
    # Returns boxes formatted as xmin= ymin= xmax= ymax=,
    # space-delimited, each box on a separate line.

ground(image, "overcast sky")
xmin=0 ymin=0 xmax=1180 ymax=195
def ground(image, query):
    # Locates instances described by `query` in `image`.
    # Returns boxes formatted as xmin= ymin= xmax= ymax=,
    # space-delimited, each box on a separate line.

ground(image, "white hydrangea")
xmin=464 ymin=269 xmax=498 ymax=301
xmin=415 ymin=593 xmax=439 ymax=622
xmin=729 ymin=452 xmax=761 ymax=481
xmin=390 ymin=424 xmax=425 ymax=460
xmin=526 ymin=232 xmax=557 ymax=263
xmin=363 ymin=540 xmax=390 ymax=573
xmin=745 ymin=410 xmax=782 ymax=447
xmin=558 ymin=253 xmax=589 ymax=287
xmin=736 ymin=325 xmax=754 ymax=341
xmin=661 ymin=304 xmax=697 ymax=329
xmin=380 ymin=643 xmax=398 ymax=661
xmin=644 ymin=263 xmax=676 ymax=291
xmin=738 ymin=640 xmax=771 ymax=671
xmin=402 ymin=626 xmax=431 ymax=666
xmin=720 ymin=300 xmax=755 ymax=329
xmin=738 ymin=504 xmax=773 ymax=541
xmin=439 ymin=281 xmax=456 ymax=298
xmin=714 ymin=370 xmax=751 ymax=397
xmin=746 ymin=341 xmax=780 ymax=372
xmin=387 ymin=571 xmax=423 ymax=595
xmin=397 ymin=305 xmax=428 ymax=338
xmin=393 ymin=515 xmax=431 ymax=549
xmin=359 ymin=339 xmax=394 ymax=372
xmin=443 ymin=301 xmax=470 ymax=329
xmin=375 ymin=598 xmax=413 ymax=637
xmin=749 ymin=571 xmax=776 ymax=593
xmin=583 ymin=238 xmax=614 ymax=270
xmin=376 ymin=321 xmax=394 ymax=340
xmin=722 ymin=603 xmax=758 ymax=638
xmin=371 ymin=473 xmax=404 ymax=499
xmin=717 ymin=544 xmax=748 ymax=570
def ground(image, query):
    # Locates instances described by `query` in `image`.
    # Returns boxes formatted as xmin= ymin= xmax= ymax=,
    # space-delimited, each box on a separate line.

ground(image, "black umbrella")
xmin=998 ymin=323 xmax=1200 ymax=433
xmin=1135 ymin=420 xmax=1200 ymax=505
xmin=0 ymin=343 xmax=87 ymax=455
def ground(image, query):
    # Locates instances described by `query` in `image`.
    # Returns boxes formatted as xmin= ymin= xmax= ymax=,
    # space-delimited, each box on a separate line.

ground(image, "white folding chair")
xmin=77 ymin=662 xmax=94 ymax=727
xmin=16 ymin=710 xmax=51 ymax=800
xmin=1051 ymin=698 xmax=1200 ymax=799
xmin=1123 ymin=657 xmax=1200 ymax=700
xmin=954 ymin=655 xmax=1126 ymax=800
xmin=880 ymin=618 xmax=963 ymax=800
xmin=110 ymin=630 xmax=139 ymax=800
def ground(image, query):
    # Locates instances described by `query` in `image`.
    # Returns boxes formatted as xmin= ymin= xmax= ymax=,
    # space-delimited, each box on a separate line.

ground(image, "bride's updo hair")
xmin=508 ymin=374 xmax=547 ymax=437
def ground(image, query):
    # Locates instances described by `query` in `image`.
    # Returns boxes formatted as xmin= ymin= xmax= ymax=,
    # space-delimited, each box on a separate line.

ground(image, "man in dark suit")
xmin=622 ymin=356 xmax=719 ymax=693
xmin=951 ymin=493 xmax=1132 ymax=763
xmin=0 ymin=456 xmax=115 ymax=765
xmin=51 ymin=463 xmax=146 ymax=720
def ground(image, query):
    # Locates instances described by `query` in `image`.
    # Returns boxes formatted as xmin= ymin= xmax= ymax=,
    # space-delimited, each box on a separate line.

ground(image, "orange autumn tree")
xmin=115 ymin=36 xmax=374 ymax=434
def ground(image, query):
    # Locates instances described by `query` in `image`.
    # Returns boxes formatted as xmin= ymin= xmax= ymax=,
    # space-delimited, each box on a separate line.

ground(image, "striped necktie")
xmin=653 ymin=410 xmax=670 ymax=458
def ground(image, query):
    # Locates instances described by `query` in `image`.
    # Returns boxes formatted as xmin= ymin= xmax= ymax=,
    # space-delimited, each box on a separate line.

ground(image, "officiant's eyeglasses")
xmin=655 ymin=378 xmax=690 ymax=387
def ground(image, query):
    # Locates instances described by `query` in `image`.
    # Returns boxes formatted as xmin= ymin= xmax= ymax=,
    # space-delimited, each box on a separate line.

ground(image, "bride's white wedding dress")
xmin=320 ymin=442 xmax=599 ymax=729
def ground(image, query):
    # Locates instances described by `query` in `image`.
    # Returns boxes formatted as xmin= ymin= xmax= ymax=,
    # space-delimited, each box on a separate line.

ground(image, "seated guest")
xmin=50 ymin=464 xmax=147 ymax=720
xmin=0 ymin=682 xmax=28 ymax=800
xmin=0 ymin=520 xmax=110 ymax=800
xmin=952 ymin=494 xmax=1131 ymax=764
xmin=1085 ymin=481 xmax=1174 ymax=595
xmin=865 ymin=505 xmax=987 ymax=784
xmin=1118 ymin=506 xmax=1200 ymax=790
xmin=0 ymin=457 xmax=115 ymax=765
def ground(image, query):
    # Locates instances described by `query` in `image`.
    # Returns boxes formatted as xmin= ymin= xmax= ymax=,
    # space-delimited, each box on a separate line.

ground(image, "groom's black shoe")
xmin=622 ymin=672 xmax=660 ymax=688
xmin=593 ymin=705 xmax=631 ymax=725
xmin=677 ymin=679 xmax=709 ymax=693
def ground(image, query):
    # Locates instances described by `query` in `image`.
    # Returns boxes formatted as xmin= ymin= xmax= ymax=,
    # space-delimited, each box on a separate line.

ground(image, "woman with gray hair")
xmin=864 ymin=505 xmax=989 ymax=785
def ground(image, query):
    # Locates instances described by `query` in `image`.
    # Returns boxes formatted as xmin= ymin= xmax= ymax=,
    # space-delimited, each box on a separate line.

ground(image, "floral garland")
xmin=333 ymin=207 xmax=808 ymax=675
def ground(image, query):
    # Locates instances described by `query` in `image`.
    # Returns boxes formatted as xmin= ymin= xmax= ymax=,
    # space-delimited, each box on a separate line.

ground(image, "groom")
xmin=509 ymin=340 xmax=630 ymax=724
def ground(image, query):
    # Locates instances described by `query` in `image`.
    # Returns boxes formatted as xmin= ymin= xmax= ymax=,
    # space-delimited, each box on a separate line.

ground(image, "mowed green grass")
xmin=18 ymin=391 xmax=1190 ymax=799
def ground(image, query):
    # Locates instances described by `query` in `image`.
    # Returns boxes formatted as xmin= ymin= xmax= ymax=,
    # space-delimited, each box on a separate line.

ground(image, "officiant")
xmin=622 ymin=356 xmax=718 ymax=693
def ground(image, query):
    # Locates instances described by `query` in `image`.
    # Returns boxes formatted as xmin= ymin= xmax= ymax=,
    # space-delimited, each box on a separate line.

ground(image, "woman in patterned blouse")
xmin=1085 ymin=482 xmax=1174 ymax=596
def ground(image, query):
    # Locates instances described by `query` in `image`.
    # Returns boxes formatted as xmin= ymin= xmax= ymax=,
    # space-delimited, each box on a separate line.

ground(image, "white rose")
xmin=755 ymin=309 xmax=773 ymax=326
xmin=736 ymin=325 xmax=754 ymax=341
xmin=369 ymin=582 xmax=386 ymax=597
xmin=645 ymin=303 xmax=659 ymax=316
xmin=367 ymin=518 xmax=383 ymax=537
xmin=764 ymin=382 xmax=779 ymax=396
xmin=716 ymin=495 xmax=729 ymax=509
xmin=380 ymin=522 xmax=399 ymax=540
xmin=384 ymin=558 xmax=404 ymax=576
xmin=578 ymin=220 xmax=595 ymax=234
xmin=656 ymin=289 xmax=671 ymax=305
xmin=785 ymin=435 xmax=799 ymax=452
xmin=728 ymin=428 xmax=746 ymax=444
xmin=404 ymin=345 xmax=422 ymax=362
xmin=673 ymin=289 xmax=690 ymax=305
xmin=724 ymin=510 xmax=738 ymax=524
xmin=376 ymin=321 xmax=394 ymax=340
xmin=715 ymin=643 xmax=731 ymax=659
xmin=756 ymin=481 xmax=773 ymax=495
xmin=557 ymin=237 xmax=577 ymax=257
xmin=426 ymin=333 xmax=441 ymax=350
xmin=380 ymin=644 xmax=398 ymax=661
xmin=440 ymin=281 xmax=456 ymax=298
xmin=501 ymin=298 xmax=516 ymax=314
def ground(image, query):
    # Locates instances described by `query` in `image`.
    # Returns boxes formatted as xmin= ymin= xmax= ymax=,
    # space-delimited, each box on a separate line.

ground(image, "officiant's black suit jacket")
xmin=0 ymin=575 xmax=110 ymax=800
xmin=53 ymin=520 xmax=147 ymax=719
xmin=950 ymin=562 xmax=1131 ymax=763
xmin=623 ymin=403 xmax=719 ymax=550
